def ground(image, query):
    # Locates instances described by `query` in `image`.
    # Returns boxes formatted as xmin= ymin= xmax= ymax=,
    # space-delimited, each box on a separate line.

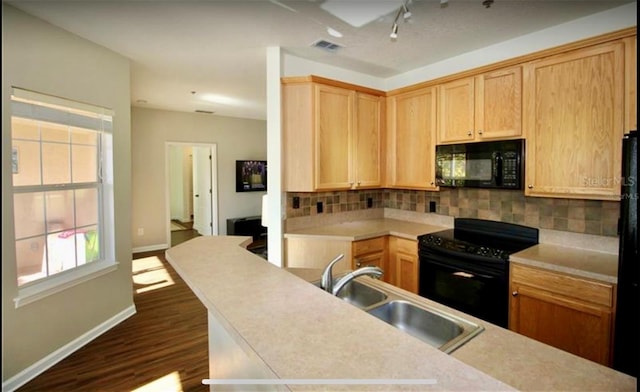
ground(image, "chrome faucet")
xmin=320 ymin=254 xmax=383 ymax=296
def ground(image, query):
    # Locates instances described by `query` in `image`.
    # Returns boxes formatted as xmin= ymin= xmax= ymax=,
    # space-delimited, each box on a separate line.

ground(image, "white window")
xmin=11 ymin=88 xmax=116 ymax=307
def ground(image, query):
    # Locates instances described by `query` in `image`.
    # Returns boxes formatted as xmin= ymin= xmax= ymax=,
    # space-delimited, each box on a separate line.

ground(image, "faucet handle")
xmin=320 ymin=254 xmax=344 ymax=293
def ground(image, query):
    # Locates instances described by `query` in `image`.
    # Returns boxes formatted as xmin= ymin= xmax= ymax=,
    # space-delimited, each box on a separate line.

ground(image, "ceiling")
xmin=6 ymin=0 xmax=635 ymax=120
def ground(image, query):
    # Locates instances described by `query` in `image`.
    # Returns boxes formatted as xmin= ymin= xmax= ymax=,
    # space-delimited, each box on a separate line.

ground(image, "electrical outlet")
xmin=292 ymin=196 xmax=300 ymax=209
xmin=316 ymin=201 xmax=323 ymax=213
xmin=137 ymin=228 xmax=144 ymax=236
xmin=429 ymin=201 xmax=437 ymax=213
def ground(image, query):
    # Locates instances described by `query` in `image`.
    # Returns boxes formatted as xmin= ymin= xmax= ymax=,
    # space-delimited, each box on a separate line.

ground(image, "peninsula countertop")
xmin=166 ymin=236 xmax=636 ymax=391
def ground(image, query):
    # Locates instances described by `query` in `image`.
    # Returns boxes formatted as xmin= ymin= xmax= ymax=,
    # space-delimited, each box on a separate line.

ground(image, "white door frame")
xmin=165 ymin=142 xmax=218 ymax=247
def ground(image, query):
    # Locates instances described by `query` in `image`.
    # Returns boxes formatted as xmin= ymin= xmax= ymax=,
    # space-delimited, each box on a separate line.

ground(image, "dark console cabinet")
xmin=227 ymin=216 xmax=267 ymax=242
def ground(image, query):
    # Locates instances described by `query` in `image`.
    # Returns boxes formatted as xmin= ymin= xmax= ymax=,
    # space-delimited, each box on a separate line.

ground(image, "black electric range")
xmin=417 ymin=218 xmax=539 ymax=327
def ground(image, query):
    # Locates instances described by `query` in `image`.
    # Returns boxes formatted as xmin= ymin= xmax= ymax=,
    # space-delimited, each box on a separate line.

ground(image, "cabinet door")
xmin=510 ymin=282 xmax=613 ymax=366
xmin=438 ymin=77 xmax=475 ymax=144
xmin=624 ymin=36 xmax=636 ymax=131
xmin=354 ymin=93 xmax=382 ymax=188
xmin=315 ymin=84 xmax=354 ymax=190
xmin=524 ymin=42 xmax=624 ymax=200
xmin=475 ymin=66 xmax=522 ymax=140
xmin=389 ymin=237 xmax=419 ymax=293
xmin=388 ymin=88 xmax=438 ymax=190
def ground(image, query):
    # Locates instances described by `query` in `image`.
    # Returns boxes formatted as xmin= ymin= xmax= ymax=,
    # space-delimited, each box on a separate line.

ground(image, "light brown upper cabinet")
xmin=523 ymin=41 xmax=625 ymax=200
xmin=624 ymin=36 xmax=636 ymax=131
xmin=282 ymin=77 xmax=383 ymax=192
xmin=387 ymin=87 xmax=438 ymax=190
xmin=438 ymin=66 xmax=522 ymax=144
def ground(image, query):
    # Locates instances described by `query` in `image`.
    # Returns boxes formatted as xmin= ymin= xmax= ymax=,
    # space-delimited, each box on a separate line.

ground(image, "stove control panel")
xmin=420 ymin=234 xmax=510 ymax=261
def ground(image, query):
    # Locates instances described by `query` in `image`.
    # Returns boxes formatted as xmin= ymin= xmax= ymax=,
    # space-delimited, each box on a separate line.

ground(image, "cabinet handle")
xmin=467 ymin=130 xmax=473 ymax=136
xmin=512 ymin=291 xmax=519 ymax=297
xmin=527 ymin=185 xmax=533 ymax=189
xmin=478 ymin=129 xmax=483 ymax=135
xmin=355 ymin=260 xmax=362 ymax=268
xmin=430 ymin=182 xmax=434 ymax=186
xmin=357 ymin=181 xmax=361 ymax=186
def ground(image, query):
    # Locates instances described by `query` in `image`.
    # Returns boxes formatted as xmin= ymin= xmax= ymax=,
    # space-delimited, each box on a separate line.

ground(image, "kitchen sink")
xmin=312 ymin=279 xmax=388 ymax=309
xmin=367 ymin=299 xmax=484 ymax=353
xmin=310 ymin=277 xmax=483 ymax=353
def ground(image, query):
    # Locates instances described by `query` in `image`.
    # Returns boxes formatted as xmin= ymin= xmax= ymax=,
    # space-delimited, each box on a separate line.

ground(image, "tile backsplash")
xmin=286 ymin=189 xmax=620 ymax=237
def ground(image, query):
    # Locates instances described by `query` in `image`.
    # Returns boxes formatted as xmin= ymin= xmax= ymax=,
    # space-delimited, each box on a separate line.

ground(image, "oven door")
xmin=418 ymin=247 xmax=509 ymax=327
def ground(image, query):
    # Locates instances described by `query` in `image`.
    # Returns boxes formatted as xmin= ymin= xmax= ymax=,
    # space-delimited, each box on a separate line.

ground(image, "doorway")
xmin=166 ymin=142 xmax=218 ymax=247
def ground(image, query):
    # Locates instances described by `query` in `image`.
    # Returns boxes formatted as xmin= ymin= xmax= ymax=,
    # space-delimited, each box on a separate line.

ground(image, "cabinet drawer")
xmin=353 ymin=236 xmax=386 ymax=256
xmin=393 ymin=237 xmax=417 ymax=254
xmin=511 ymin=264 xmax=614 ymax=308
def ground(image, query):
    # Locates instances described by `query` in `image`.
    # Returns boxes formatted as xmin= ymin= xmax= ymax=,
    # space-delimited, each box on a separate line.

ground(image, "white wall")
xmin=2 ymin=3 xmax=133 ymax=386
xmin=131 ymin=107 xmax=266 ymax=251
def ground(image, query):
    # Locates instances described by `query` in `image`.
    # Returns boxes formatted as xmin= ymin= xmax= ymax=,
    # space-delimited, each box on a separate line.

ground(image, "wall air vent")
xmin=195 ymin=110 xmax=214 ymax=114
xmin=311 ymin=39 xmax=343 ymax=53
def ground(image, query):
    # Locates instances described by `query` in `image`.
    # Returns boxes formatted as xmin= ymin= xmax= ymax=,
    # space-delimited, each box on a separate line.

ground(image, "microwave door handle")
xmin=494 ymin=153 xmax=503 ymax=186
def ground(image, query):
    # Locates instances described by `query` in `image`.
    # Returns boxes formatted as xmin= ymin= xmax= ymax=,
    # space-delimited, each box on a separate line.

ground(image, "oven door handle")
xmin=419 ymin=252 xmax=503 ymax=279
xmin=419 ymin=246 xmax=507 ymax=268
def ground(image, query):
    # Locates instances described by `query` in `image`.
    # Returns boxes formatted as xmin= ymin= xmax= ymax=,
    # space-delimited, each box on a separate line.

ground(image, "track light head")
xmin=402 ymin=4 xmax=412 ymax=19
xmin=390 ymin=23 xmax=398 ymax=39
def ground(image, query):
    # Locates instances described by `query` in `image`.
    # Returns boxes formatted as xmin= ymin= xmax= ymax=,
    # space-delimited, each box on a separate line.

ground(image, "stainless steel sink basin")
xmin=367 ymin=300 xmax=484 ymax=353
xmin=310 ymin=278 xmax=483 ymax=353
xmin=312 ymin=279 xmax=388 ymax=309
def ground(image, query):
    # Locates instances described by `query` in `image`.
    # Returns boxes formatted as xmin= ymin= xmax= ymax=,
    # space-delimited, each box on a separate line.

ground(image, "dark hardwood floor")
xmin=17 ymin=246 xmax=209 ymax=392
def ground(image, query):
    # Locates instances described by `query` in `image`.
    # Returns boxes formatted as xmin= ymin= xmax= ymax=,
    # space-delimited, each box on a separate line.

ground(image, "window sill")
xmin=14 ymin=260 xmax=119 ymax=308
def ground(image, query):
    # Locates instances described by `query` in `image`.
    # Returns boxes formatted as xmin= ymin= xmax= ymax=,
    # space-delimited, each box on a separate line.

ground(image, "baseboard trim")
xmin=132 ymin=243 xmax=169 ymax=253
xmin=2 ymin=305 xmax=137 ymax=392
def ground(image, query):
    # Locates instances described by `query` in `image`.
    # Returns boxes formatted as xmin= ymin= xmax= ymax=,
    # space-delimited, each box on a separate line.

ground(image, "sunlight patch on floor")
xmin=132 ymin=256 xmax=175 ymax=294
xmin=132 ymin=371 xmax=183 ymax=392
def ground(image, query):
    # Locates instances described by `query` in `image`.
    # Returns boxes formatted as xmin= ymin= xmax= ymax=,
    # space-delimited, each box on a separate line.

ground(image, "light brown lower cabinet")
xmin=388 ymin=237 xmax=419 ymax=294
xmin=352 ymin=236 xmax=389 ymax=284
xmin=509 ymin=263 xmax=615 ymax=366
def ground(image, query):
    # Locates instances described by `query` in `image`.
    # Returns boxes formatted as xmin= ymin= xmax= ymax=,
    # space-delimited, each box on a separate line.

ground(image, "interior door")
xmin=192 ymin=146 xmax=213 ymax=235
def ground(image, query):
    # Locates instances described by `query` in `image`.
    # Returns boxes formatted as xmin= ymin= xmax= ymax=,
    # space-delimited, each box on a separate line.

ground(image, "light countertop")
xmin=510 ymin=244 xmax=619 ymax=284
xmin=284 ymin=218 xmax=448 ymax=241
xmin=286 ymin=217 xmax=620 ymax=284
xmin=166 ymin=236 xmax=636 ymax=391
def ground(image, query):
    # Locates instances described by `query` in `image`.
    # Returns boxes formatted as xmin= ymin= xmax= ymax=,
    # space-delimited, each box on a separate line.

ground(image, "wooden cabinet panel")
xmin=388 ymin=237 xmax=419 ymax=294
xmin=387 ymin=88 xmax=438 ymax=190
xmin=354 ymin=93 xmax=383 ymax=188
xmin=282 ymin=78 xmax=383 ymax=192
xmin=353 ymin=236 xmax=385 ymax=255
xmin=352 ymin=236 xmax=389 ymax=284
xmin=438 ymin=77 xmax=475 ymax=143
xmin=476 ymin=66 xmax=523 ymax=140
xmin=315 ymin=84 xmax=353 ymax=190
xmin=509 ymin=264 xmax=614 ymax=366
xmin=624 ymin=36 xmax=636 ymax=131
xmin=523 ymin=42 xmax=625 ymax=200
xmin=438 ymin=66 xmax=522 ymax=144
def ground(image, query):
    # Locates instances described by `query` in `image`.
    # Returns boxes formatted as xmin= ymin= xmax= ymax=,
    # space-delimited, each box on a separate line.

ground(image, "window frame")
xmin=10 ymin=88 xmax=117 ymax=308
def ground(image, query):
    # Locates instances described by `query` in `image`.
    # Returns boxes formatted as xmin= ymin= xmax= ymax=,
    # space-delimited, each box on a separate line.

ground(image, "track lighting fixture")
xmin=390 ymin=22 xmax=399 ymax=39
xmin=482 ymin=0 xmax=494 ymax=8
xmin=402 ymin=4 xmax=412 ymax=20
xmin=390 ymin=0 xmax=410 ymax=40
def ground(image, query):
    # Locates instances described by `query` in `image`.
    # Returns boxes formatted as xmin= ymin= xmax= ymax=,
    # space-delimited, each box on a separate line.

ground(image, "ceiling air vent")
xmin=311 ymin=39 xmax=343 ymax=53
xmin=195 ymin=110 xmax=214 ymax=114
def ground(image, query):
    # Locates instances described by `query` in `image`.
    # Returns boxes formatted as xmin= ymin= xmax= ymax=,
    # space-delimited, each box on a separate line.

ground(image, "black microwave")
xmin=435 ymin=139 xmax=524 ymax=189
